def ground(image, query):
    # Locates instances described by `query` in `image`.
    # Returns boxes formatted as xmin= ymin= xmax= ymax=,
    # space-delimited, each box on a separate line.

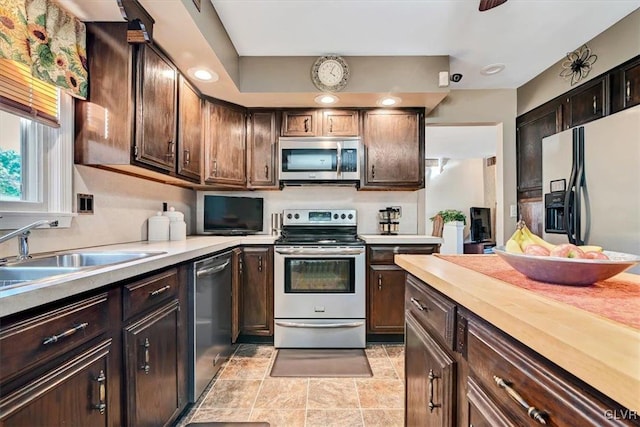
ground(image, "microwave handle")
xmin=336 ymin=142 xmax=342 ymax=176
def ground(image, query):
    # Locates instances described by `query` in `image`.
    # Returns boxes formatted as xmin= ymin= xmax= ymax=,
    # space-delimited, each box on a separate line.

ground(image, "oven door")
xmin=274 ymin=246 xmax=365 ymax=319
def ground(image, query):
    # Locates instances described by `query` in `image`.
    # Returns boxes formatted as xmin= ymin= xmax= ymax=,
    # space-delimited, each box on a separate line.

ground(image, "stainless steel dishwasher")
xmin=189 ymin=251 xmax=232 ymax=403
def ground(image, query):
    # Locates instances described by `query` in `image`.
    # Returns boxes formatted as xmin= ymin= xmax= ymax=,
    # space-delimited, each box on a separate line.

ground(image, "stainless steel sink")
xmin=0 ymin=266 xmax=85 ymax=287
xmin=0 ymin=251 xmax=166 ymax=288
xmin=11 ymin=251 xmax=167 ymax=268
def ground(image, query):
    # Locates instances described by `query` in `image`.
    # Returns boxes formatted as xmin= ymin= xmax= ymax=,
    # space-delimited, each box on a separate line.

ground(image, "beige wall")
xmin=0 ymin=166 xmax=196 ymax=258
xmin=427 ymin=89 xmax=517 ymax=244
xmin=518 ymin=8 xmax=640 ymax=115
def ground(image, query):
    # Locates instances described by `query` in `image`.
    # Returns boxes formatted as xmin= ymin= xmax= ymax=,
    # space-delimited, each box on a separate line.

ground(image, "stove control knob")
xmin=287 ymin=213 xmax=292 ymax=219
xmin=348 ymin=214 xmax=353 ymax=220
xmin=294 ymin=213 xmax=300 ymax=219
xmin=333 ymin=214 xmax=339 ymax=219
xmin=341 ymin=213 xmax=346 ymax=219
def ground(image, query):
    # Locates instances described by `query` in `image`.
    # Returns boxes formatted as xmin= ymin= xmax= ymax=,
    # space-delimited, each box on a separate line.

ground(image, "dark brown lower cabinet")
xmin=405 ymin=274 xmax=639 ymax=427
xmin=239 ymin=246 xmax=274 ymax=336
xmin=405 ymin=313 xmax=456 ymax=427
xmin=368 ymin=265 xmax=406 ymax=333
xmin=0 ymin=339 xmax=116 ymax=427
xmin=124 ymin=299 xmax=181 ymax=427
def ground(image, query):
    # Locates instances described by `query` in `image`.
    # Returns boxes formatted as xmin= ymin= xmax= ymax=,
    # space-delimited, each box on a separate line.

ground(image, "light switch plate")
xmin=510 ymin=204 xmax=517 ymax=218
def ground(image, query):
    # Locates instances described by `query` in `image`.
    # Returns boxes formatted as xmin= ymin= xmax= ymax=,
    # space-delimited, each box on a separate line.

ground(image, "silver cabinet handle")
xmin=183 ymin=149 xmax=190 ymax=165
xmin=43 ymin=322 xmax=89 ymax=345
xmin=592 ymin=95 xmax=597 ymax=115
xmin=264 ymin=164 xmax=269 ymax=179
xmin=149 ymin=285 xmax=171 ymax=296
xmin=626 ymin=80 xmax=631 ymax=103
xmin=410 ymin=297 xmax=427 ymax=311
xmin=304 ymin=117 xmax=309 ymax=133
xmin=212 ymin=159 xmax=218 ymax=176
xmin=494 ymin=375 xmax=548 ymax=424
xmin=92 ymin=370 xmax=107 ymax=414
xmin=377 ymin=274 xmax=382 ymax=291
xmin=167 ymin=141 xmax=175 ymax=159
xmin=428 ymin=369 xmax=441 ymax=412
xmin=141 ymin=337 xmax=150 ymax=374
xmin=258 ymin=255 xmax=263 ymax=272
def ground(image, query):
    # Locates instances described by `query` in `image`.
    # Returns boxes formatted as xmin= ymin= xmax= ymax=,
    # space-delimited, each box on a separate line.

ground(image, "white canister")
xmin=148 ymin=212 xmax=170 ymax=241
xmin=164 ymin=207 xmax=187 ymax=240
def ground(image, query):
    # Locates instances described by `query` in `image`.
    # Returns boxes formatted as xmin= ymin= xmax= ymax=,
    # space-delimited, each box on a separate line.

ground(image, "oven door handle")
xmin=276 ymin=321 xmax=365 ymax=329
xmin=275 ymin=248 xmax=364 ymax=255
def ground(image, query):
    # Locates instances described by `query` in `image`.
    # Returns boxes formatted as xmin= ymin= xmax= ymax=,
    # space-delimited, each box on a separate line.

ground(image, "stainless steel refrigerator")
xmin=542 ymin=104 xmax=640 ymax=274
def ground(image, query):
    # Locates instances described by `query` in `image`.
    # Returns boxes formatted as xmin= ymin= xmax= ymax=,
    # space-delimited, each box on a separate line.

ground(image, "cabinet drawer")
xmin=0 ymin=293 xmax=109 ymax=383
xmin=467 ymin=318 xmax=635 ymax=427
xmin=123 ymin=268 xmax=178 ymax=320
xmin=368 ymin=245 xmax=438 ymax=264
xmin=405 ymin=274 xmax=456 ymax=350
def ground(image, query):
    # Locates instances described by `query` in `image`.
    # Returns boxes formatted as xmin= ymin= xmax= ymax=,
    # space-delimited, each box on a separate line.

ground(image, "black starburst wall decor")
xmin=560 ymin=44 xmax=598 ymax=86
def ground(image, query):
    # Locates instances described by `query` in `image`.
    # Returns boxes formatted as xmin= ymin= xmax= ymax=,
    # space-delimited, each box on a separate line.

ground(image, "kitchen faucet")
xmin=0 ymin=220 xmax=59 ymax=261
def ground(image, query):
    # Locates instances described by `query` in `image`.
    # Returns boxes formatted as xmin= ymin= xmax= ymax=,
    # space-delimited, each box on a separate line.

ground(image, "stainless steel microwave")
xmin=278 ymin=137 xmax=360 ymax=182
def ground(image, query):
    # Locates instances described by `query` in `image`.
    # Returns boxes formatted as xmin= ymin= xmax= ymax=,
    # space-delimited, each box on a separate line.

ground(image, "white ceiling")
xmin=212 ymin=0 xmax=640 ymax=89
xmin=426 ymin=125 xmax=497 ymax=159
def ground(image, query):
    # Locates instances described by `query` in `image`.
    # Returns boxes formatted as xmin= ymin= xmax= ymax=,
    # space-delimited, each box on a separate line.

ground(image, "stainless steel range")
xmin=274 ymin=208 xmax=365 ymax=348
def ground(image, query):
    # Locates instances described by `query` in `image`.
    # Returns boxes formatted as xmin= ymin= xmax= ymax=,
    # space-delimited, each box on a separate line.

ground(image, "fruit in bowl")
xmin=496 ymin=222 xmax=638 ymax=285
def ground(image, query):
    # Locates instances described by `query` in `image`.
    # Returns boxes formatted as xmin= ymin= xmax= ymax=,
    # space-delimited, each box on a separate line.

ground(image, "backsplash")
xmin=0 ymin=166 xmax=195 ymax=258
xmin=197 ymin=186 xmax=420 ymax=235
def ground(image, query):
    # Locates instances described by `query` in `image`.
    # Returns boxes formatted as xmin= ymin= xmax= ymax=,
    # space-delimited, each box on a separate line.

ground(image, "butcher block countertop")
xmin=395 ymin=254 xmax=640 ymax=413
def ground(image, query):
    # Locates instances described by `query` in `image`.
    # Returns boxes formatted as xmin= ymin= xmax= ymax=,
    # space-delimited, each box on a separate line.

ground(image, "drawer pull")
xmin=93 ymin=370 xmax=107 ymax=414
xmin=427 ymin=369 xmax=441 ymax=412
xmin=141 ymin=338 xmax=150 ymax=374
xmin=493 ymin=375 xmax=548 ymax=424
xmin=42 ymin=322 xmax=89 ymax=345
xmin=410 ymin=297 xmax=427 ymax=311
xmin=149 ymin=285 xmax=171 ymax=297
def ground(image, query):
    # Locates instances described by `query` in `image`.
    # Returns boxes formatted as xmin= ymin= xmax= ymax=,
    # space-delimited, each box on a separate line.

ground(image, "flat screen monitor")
xmin=470 ymin=207 xmax=492 ymax=243
xmin=203 ymin=195 xmax=263 ymax=235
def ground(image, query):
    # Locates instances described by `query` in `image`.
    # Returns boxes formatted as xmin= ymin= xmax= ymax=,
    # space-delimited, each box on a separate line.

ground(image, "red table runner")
xmin=436 ymin=255 xmax=640 ymax=329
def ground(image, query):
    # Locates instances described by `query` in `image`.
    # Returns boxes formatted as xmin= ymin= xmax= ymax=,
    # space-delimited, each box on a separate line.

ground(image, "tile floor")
xmin=177 ymin=343 xmax=405 ymax=427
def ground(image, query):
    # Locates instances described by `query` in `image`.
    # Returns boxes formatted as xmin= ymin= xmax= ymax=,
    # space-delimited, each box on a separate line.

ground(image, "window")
xmin=0 ymin=94 xmax=74 ymax=229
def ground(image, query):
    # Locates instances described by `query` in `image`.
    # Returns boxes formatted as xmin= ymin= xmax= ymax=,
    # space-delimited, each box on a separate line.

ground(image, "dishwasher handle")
xmin=196 ymin=260 xmax=230 ymax=277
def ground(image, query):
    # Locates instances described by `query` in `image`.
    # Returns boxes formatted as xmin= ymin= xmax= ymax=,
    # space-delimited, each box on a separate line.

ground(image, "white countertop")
xmin=0 ymin=235 xmax=277 ymax=317
xmin=358 ymin=234 xmax=443 ymax=245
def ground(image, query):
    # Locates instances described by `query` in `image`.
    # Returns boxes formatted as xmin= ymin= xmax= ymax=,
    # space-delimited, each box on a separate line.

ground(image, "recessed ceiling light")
xmin=188 ymin=67 xmax=219 ymax=82
xmin=378 ymin=96 xmax=401 ymax=107
xmin=480 ymin=63 xmax=506 ymax=76
xmin=315 ymin=94 xmax=338 ymax=104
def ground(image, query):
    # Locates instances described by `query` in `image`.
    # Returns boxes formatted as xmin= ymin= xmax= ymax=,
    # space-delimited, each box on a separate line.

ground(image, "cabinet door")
xmin=405 ymin=313 xmax=456 ymax=427
xmin=231 ymin=247 xmax=242 ymax=343
xmin=177 ymin=75 xmax=202 ymax=181
xmin=368 ymin=265 xmax=405 ymax=334
xmin=124 ymin=300 xmax=182 ymax=427
xmin=135 ymin=45 xmax=177 ymax=172
xmin=564 ymin=76 xmax=607 ymax=129
xmin=0 ymin=340 xmax=118 ymax=427
xmin=281 ymin=110 xmax=318 ymax=136
xmin=321 ymin=110 xmax=359 ymax=136
xmin=362 ymin=109 xmax=424 ymax=189
xmin=611 ymin=57 xmax=640 ymax=112
xmin=240 ymin=247 xmax=273 ymax=336
xmin=517 ymin=198 xmax=544 ymax=237
xmin=247 ymin=110 xmax=278 ymax=188
xmin=205 ymin=102 xmax=246 ymax=186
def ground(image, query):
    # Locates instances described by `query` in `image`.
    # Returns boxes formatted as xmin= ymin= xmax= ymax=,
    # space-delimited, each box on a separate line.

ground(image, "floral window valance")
xmin=0 ymin=0 xmax=87 ymax=99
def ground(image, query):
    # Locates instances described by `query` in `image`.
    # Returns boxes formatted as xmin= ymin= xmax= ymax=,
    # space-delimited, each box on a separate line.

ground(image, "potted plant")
xmin=431 ymin=209 xmax=466 ymax=224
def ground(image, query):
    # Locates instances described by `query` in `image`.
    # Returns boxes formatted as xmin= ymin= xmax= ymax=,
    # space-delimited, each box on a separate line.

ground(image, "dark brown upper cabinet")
xmin=204 ymin=100 xmax=247 ymax=187
xmin=321 ymin=110 xmax=359 ymax=136
xmin=281 ymin=110 xmax=318 ymax=136
xmin=361 ymin=109 xmax=425 ymax=190
xmin=135 ymin=44 xmax=178 ymax=172
xmin=563 ymin=76 xmax=608 ymax=129
xmin=610 ymin=56 xmax=640 ymax=113
xmin=247 ymin=110 xmax=278 ymax=189
xmin=176 ymin=75 xmax=203 ymax=182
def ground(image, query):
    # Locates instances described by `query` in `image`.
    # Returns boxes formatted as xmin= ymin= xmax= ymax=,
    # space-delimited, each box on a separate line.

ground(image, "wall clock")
xmin=311 ymin=55 xmax=350 ymax=92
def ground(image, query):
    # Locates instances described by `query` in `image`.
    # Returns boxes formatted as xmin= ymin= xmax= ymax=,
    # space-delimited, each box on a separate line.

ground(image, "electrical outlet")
xmin=510 ymin=204 xmax=517 ymax=218
xmin=77 ymin=193 xmax=94 ymax=214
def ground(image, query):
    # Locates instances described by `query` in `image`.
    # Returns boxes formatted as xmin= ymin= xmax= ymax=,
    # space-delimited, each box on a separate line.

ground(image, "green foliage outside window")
xmin=0 ymin=148 xmax=21 ymax=198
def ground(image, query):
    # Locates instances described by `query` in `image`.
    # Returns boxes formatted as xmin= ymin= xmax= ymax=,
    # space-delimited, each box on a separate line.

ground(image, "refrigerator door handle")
xmin=564 ymin=128 xmax=579 ymax=244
